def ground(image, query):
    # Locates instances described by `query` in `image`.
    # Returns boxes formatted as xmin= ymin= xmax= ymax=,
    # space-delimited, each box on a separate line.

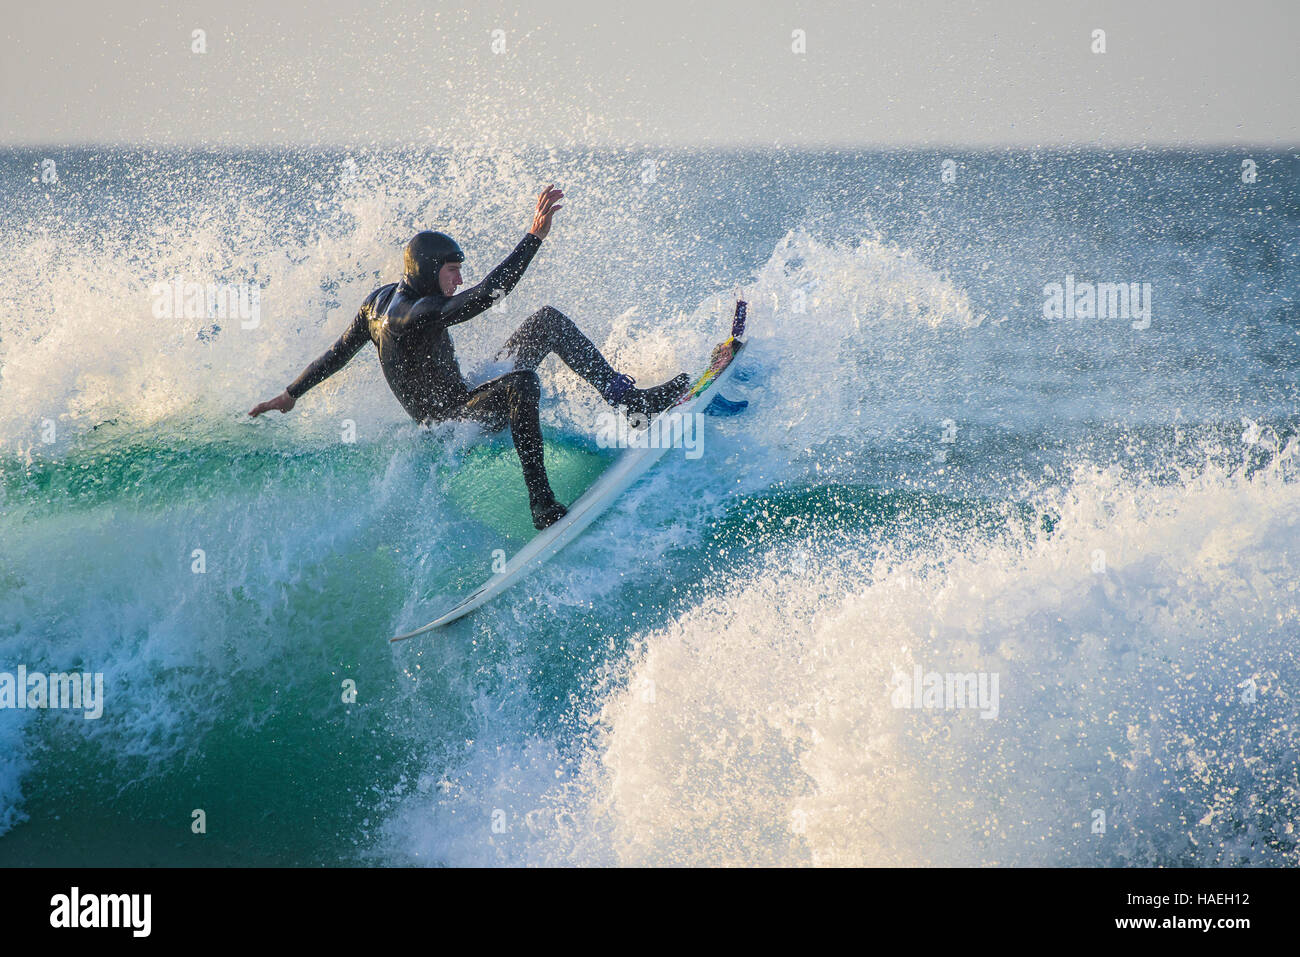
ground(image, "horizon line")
xmin=5 ymin=140 xmax=1299 ymax=152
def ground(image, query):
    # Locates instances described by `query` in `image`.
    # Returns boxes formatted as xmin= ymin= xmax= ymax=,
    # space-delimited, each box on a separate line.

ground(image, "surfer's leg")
xmin=498 ymin=306 xmax=619 ymax=393
xmin=498 ymin=305 xmax=690 ymax=418
xmin=460 ymin=372 xmax=567 ymax=530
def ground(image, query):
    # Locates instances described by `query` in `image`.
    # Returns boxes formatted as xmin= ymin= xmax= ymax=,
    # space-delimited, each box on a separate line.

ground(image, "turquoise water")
xmin=0 ymin=424 xmax=618 ymax=864
xmin=1 ymin=147 xmax=1297 ymax=865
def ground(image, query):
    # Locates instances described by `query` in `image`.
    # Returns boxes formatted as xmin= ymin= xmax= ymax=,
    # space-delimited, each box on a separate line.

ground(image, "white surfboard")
xmin=390 ymin=300 xmax=750 ymax=641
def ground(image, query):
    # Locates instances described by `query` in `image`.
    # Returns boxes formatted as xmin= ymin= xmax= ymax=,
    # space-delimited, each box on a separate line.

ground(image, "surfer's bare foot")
xmin=623 ymin=373 xmax=690 ymax=421
xmin=530 ymin=497 xmax=568 ymax=530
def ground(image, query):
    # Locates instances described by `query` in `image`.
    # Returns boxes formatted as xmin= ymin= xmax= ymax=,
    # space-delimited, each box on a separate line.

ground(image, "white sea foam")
xmin=381 ymin=450 xmax=1300 ymax=866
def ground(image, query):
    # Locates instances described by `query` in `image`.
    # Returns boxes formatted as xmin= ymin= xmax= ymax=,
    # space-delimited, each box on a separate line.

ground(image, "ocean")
xmin=0 ymin=146 xmax=1296 ymax=865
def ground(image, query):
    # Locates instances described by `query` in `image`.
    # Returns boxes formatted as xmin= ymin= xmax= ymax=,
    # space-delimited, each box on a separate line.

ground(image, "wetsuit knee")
xmin=507 ymin=369 xmax=542 ymax=403
xmin=534 ymin=305 xmax=573 ymax=330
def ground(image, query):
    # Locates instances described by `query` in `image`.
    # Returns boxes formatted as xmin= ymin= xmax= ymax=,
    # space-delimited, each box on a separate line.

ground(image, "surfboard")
xmin=390 ymin=299 xmax=750 ymax=641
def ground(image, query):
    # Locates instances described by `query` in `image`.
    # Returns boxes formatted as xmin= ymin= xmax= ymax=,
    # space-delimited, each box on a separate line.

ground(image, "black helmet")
xmin=402 ymin=231 xmax=464 ymax=297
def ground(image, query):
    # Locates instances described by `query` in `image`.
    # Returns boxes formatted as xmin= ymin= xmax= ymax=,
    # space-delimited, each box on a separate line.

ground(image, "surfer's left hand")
xmin=529 ymin=185 xmax=563 ymax=239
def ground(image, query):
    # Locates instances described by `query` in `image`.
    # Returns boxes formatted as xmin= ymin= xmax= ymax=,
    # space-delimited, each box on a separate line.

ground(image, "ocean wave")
xmin=381 ymin=446 xmax=1299 ymax=865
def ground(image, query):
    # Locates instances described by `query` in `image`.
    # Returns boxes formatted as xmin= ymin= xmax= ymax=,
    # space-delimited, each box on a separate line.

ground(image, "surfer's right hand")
xmin=249 ymin=390 xmax=296 ymax=417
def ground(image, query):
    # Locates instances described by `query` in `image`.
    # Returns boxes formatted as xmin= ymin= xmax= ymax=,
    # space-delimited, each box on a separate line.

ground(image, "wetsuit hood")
xmin=402 ymin=231 xmax=464 ymax=297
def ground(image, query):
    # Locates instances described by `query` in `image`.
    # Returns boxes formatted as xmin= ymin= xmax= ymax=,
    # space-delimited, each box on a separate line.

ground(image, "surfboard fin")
xmin=704 ymin=394 xmax=748 ymax=417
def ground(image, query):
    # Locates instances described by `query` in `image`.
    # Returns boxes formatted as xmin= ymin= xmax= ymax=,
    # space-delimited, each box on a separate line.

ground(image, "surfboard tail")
xmin=730 ymin=299 xmax=748 ymax=339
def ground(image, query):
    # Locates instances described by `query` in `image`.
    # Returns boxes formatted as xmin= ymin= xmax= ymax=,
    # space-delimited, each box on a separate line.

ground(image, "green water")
xmin=0 ymin=427 xmax=617 ymax=865
xmin=443 ymin=437 xmax=613 ymax=541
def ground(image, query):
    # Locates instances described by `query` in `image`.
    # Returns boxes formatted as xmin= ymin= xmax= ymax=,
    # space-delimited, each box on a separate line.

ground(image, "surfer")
xmin=249 ymin=185 xmax=689 ymax=529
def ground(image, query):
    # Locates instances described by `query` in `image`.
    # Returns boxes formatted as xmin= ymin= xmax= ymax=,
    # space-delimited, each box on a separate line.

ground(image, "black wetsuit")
xmin=286 ymin=233 xmax=625 ymax=515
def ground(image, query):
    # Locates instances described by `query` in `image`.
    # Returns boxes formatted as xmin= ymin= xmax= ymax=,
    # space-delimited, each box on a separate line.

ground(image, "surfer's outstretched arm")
xmin=432 ymin=232 xmax=542 ymax=328
xmin=397 ymin=184 xmax=561 ymax=335
xmin=248 ymin=307 xmax=369 ymax=416
xmin=383 ymin=231 xmax=543 ymax=339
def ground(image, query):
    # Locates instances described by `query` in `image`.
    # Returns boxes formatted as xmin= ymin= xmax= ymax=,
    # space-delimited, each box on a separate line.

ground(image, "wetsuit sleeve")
xmin=285 ymin=308 xmax=371 ymax=399
xmin=436 ymin=232 xmax=543 ymax=327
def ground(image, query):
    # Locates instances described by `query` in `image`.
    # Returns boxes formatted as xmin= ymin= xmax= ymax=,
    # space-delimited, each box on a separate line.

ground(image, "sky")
xmin=2 ymin=0 xmax=1297 ymax=148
